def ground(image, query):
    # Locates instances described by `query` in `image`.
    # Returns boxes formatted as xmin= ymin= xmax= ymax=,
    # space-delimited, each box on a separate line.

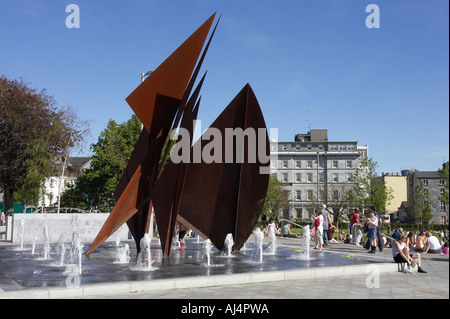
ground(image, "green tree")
xmin=261 ymin=175 xmax=290 ymax=219
xmin=411 ymin=180 xmax=433 ymax=223
xmin=0 ymin=76 xmax=86 ymax=213
xmin=327 ymin=183 xmax=353 ymax=223
xmin=63 ymin=115 xmax=141 ymax=211
xmin=348 ymin=157 xmax=393 ymax=212
xmin=438 ymin=161 xmax=449 ymax=206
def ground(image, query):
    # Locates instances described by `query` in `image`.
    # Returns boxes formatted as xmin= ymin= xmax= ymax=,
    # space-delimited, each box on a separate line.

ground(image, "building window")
xmin=282 ymin=173 xmax=288 ymax=182
xmin=332 ymin=190 xmax=339 ymax=200
xmin=307 ymin=173 xmax=313 ymax=183
xmin=339 ymin=145 xmax=346 ymax=151
xmin=319 ymin=173 xmax=324 ymax=182
xmin=295 ymin=144 xmax=301 ymax=150
xmin=296 ymin=173 xmax=301 ymax=182
xmin=307 ymin=144 xmax=312 ymax=150
xmin=318 ymin=144 xmax=324 ymax=151
xmin=441 ymin=216 xmax=447 ymax=225
xmin=307 ymin=161 xmax=313 ymax=168
xmin=332 ymin=173 xmax=339 ymax=183
xmin=307 ymin=190 xmax=313 ymax=200
xmin=348 ymin=145 xmax=355 ymax=151
xmin=295 ymin=161 xmax=301 ymax=168
xmin=330 ymin=144 xmax=337 ymax=151
xmin=282 ymin=144 xmax=288 ymax=150
xmin=332 ymin=160 xmax=338 ymax=168
xmin=441 ymin=201 xmax=446 ymax=211
xmin=346 ymin=160 xmax=352 ymax=168
xmin=346 ymin=173 xmax=353 ymax=182
xmin=423 ymin=180 xmax=428 ymax=186
xmin=295 ymin=190 xmax=301 ymax=200
xmin=282 ymin=161 xmax=288 ymax=168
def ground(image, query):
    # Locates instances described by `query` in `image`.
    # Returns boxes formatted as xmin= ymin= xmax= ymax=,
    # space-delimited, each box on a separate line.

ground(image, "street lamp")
xmin=139 ymin=71 xmax=153 ymax=130
xmin=141 ymin=70 xmax=153 ymax=83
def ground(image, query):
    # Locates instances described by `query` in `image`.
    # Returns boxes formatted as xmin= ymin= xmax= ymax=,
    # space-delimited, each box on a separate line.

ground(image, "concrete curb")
xmin=0 ymin=262 xmax=398 ymax=299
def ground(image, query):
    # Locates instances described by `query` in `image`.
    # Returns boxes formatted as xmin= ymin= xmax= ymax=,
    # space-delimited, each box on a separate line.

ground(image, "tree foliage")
xmin=348 ymin=157 xmax=393 ymax=212
xmin=438 ymin=161 xmax=449 ymax=205
xmin=61 ymin=115 xmax=141 ymax=211
xmin=261 ymin=175 xmax=290 ymax=219
xmin=411 ymin=179 xmax=433 ymax=223
xmin=0 ymin=76 xmax=87 ymax=212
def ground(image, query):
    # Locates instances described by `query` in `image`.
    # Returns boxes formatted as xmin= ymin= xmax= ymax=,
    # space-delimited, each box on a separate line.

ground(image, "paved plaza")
xmin=1 ymin=236 xmax=448 ymax=300
xmin=83 ymin=239 xmax=449 ymax=300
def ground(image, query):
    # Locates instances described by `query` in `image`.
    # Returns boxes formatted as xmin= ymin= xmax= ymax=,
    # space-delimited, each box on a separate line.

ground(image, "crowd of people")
xmin=260 ymin=205 xmax=448 ymax=274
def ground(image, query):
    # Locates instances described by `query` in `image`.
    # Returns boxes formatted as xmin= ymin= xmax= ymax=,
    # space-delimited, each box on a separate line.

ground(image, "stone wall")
xmin=10 ymin=213 xmax=130 ymax=244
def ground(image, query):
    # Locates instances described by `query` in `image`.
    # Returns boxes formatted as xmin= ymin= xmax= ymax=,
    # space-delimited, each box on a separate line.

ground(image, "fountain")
xmin=18 ymin=219 xmax=25 ymax=251
xmin=135 ymin=233 xmax=154 ymax=271
xmin=115 ymin=242 xmax=131 ymax=264
xmin=253 ymin=228 xmax=264 ymax=263
xmin=267 ymin=226 xmax=277 ymax=254
xmin=42 ymin=226 xmax=51 ymax=260
xmin=301 ymin=225 xmax=311 ymax=260
xmin=224 ymin=233 xmax=234 ymax=257
xmin=203 ymin=239 xmax=212 ymax=266
xmin=57 ymin=233 xmax=68 ymax=266
xmin=31 ymin=228 xmax=39 ymax=255
xmin=69 ymin=231 xmax=83 ymax=274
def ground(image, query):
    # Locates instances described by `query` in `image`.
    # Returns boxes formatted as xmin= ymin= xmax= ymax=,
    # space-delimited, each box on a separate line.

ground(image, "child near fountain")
xmin=267 ymin=218 xmax=279 ymax=250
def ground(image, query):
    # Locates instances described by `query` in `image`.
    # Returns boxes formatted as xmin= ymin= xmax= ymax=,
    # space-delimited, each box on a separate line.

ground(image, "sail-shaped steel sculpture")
xmin=86 ymin=13 xmax=269 ymax=258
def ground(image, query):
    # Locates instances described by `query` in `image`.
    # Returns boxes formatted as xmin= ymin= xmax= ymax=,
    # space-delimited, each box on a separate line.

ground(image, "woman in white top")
xmin=392 ymin=234 xmax=427 ymax=273
xmin=312 ymin=208 xmax=324 ymax=250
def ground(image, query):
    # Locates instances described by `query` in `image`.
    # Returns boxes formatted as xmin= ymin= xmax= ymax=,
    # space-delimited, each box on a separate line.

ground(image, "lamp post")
xmin=317 ymin=151 xmax=320 ymax=207
xmin=141 ymin=70 xmax=153 ymax=83
xmin=139 ymin=71 xmax=153 ymax=130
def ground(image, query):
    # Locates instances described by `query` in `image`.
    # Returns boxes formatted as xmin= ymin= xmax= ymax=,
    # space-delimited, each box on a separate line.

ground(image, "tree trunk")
xmin=4 ymin=187 xmax=15 ymax=214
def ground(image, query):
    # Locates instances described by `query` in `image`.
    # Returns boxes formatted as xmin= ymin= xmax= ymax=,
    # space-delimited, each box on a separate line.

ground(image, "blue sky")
xmin=1 ymin=0 xmax=448 ymax=174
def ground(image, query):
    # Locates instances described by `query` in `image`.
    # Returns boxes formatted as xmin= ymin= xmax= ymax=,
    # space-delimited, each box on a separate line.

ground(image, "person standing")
xmin=372 ymin=206 xmax=383 ymax=252
xmin=0 ymin=212 xmax=5 ymax=226
xmin=367 ymin=212 xmax=378 ymax=254
xmin=350 ymin=208 xmax=362 ymax=245
xmin=312 ymin=209 xmax=324 ymax=250
xmin=321 ymin=204 xmax=332 ymax=247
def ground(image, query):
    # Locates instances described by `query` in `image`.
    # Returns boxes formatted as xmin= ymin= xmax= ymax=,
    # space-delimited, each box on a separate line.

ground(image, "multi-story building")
xmin=381 ymin=172 xmax=407 ymax=215
xmin=39 ymin=157 xmax=91 ymax=207
xmin=398 ymin=168 xmax=448 ymax=225
xmin=270 ymin=129 xmax=368 ymax=220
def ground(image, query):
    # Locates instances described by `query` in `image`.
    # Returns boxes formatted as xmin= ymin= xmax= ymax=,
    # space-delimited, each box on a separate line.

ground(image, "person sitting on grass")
xmin=281 ymin=222 xmax=297 ymax=238
xmin=423 ymin=232 xmax=442 ymax=254
xmin=392 ymin=234 xmax=427 ymax=273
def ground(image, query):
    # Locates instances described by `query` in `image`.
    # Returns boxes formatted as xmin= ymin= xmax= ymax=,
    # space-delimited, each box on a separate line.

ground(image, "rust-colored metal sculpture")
xmin=86 ymin=13 xmax=269 ymax=258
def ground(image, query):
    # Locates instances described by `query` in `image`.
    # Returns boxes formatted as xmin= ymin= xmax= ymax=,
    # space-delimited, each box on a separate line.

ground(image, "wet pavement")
xmin=1 ymin=236 xmax=448 ymax=299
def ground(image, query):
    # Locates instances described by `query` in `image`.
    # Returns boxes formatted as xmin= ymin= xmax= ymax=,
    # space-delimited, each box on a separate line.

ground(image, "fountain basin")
xmin=0 ymin=237 xmax=374 ymax=292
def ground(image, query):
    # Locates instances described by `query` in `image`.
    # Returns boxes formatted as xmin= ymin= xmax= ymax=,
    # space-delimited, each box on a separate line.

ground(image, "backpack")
xmin=314 ymin=218 xmax=320 ymax=227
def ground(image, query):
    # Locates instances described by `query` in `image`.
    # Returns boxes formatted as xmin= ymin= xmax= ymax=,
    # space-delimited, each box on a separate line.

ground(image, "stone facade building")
xmin=270 ymin=129 xmax=368 ymax=220
xmin=398 ymin=168 xmax=448 ymax=225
